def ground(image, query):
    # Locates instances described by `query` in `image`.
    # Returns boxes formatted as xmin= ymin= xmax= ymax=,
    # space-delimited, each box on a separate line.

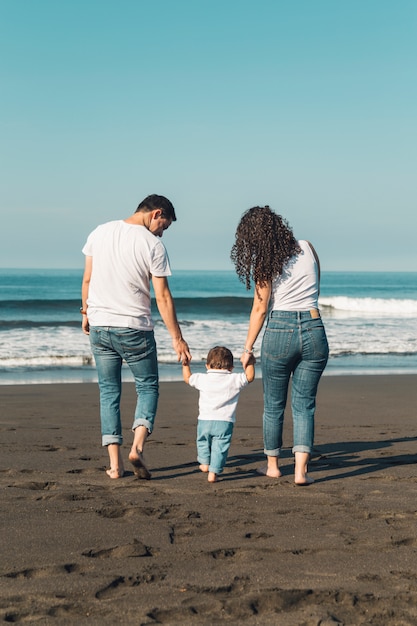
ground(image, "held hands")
xmin=173 ymin=337 xmax=192 ymax=365
xmin=240 ymin=350 xmax=256 ymax=367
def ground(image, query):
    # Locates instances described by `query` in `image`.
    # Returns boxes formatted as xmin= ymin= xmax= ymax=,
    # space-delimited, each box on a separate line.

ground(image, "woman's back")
xmin=270 ymin=240 xmax=319 ymax=311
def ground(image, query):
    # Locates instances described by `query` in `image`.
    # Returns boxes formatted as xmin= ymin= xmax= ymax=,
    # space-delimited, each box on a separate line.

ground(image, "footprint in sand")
xmin=82 ymin=539 xmax=152 ymax=559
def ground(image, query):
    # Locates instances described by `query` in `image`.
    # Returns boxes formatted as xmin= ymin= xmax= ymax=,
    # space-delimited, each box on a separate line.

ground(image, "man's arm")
xmin=152 ymin=275 xmax=191 ymax=363
xmin=81 ymin=256 xmax=92 ymax=335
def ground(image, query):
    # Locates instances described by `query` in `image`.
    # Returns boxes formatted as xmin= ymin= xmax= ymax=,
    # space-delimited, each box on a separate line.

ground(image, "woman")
xmin=231 ymin=206 xmax=329 ymax=485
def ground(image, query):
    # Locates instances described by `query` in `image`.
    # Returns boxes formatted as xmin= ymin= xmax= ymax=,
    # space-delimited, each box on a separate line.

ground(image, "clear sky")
xmin=1 ymin=0 xmax=416 ymax=272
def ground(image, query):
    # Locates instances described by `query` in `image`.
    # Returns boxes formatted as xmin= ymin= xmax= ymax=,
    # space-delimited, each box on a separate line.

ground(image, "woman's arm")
xmin=241 ymin=282 xmax=271 ymax=367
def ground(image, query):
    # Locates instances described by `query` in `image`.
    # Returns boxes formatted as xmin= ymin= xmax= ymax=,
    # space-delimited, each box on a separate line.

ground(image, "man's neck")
xmin=124 ymin=212 xmax=150 ymax=229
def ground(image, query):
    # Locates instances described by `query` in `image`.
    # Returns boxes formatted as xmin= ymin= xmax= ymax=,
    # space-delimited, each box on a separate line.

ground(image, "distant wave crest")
xmin=319 ymin=296 xmax=417 ymax=315
xmin=0 ymin=355 xmax=95 ymax=369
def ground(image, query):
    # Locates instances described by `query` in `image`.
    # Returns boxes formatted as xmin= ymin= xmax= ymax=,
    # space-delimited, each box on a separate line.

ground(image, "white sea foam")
xmin=2 ymin=313 xmax=415 ymax=374
xmin=319 ymin=296 xmax=417 ymax=315
xmin=1 ymin=270 xmax=416 ymax=382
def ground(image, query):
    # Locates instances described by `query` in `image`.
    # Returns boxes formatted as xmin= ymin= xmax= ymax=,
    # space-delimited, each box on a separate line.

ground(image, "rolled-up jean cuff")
xmin=102 ymin=435 xmax=123 ymax=447
xmin=209 ymin=465 xmax=224 ymax=475
xmin=264 ymin=448 xmax=281 ymax=457
xmin=132 ymin=418 xmax=153 ymax=435
xmin=292 ymin=445 xmax=312 ymax=454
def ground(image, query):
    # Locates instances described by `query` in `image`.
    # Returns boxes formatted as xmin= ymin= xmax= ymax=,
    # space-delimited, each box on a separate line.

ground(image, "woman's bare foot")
xmin=199 ymin=464 xmax=209 ymax=473
xmin=294 ymin=474 xmax=314 ymax=486
xmin=106 ymin=467 xmax=124 ymax=479
xmin=294 ymin=452 xmax=313 ymax=485
xmin=257 ymin=465 xmax=282 ymax=478
xmin=257 ymin=455 xmax=281 ymax=478
xmin=208 ymin=472 xmax=217 ymax=483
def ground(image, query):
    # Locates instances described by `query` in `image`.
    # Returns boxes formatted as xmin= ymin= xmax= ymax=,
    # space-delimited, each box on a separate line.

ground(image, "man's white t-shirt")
xmin=188 ymin=370 xmax=248 ymax=423
xmin=82 ymin=220 xmax=171 ymax=330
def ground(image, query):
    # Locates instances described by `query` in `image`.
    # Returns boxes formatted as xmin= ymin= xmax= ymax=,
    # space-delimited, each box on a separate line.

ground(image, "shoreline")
xmin=1 ymin=358 xmax=417 ymax=386
xmin=1 ymin=375 xmax=416 ymax=624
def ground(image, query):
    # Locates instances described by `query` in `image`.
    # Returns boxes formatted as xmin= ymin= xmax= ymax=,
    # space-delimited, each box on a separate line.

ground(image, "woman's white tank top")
xmin=270 ymin=240 xmax=319 ymax=311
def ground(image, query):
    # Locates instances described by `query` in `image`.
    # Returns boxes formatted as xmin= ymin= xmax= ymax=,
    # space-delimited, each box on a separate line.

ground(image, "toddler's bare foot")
xmin=208 ymin=472 xmax=217 ymax=483
xmin=199 ymin=464 xmax=209 ymax=473
xmin=106 ymin=467 xmax=124 ymax=479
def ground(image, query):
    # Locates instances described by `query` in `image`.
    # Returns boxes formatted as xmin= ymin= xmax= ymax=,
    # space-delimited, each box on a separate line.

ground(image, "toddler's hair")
xmin=206 ymin=346 xmax=234 ymax=370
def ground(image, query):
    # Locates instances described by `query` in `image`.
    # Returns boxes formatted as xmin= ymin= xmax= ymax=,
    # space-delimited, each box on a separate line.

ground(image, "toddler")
xmin=183 ymin=346 xmax=255 ymax=482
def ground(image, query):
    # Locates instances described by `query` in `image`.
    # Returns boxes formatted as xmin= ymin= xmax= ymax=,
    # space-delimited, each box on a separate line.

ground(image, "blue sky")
xmin=1 ymin=0 xmax=416 ymax=271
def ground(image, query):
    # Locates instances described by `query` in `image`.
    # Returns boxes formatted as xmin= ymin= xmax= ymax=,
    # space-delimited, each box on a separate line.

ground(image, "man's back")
xmin=82 ymin=220 xmax=171 ymax=329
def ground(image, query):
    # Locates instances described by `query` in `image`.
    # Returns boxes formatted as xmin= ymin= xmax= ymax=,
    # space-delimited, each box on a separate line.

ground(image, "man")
xmin=81 ymin=194 xmax=191 ymax=480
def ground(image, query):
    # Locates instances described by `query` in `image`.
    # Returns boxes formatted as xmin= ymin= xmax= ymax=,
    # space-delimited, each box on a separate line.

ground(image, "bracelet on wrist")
xmin=80 ymin=307 xmax=87 ymax=315
xmin=243 ymin=348 xmax=253 ymax=354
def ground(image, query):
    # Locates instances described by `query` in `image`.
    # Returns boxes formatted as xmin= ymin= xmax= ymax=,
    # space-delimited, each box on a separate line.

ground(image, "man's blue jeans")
xmin=89 ymin=327 xmax=159 ymax=446
xmin=261 ymin=311 xmax=329 ymax=456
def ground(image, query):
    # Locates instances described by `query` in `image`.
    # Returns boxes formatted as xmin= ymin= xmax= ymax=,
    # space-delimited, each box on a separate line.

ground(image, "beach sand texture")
xmin=1 ymin=376 xmax=416 ymax=625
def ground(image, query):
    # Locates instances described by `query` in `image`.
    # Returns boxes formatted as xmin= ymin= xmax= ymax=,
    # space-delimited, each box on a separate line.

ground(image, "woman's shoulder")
xmin=298 ymin=240 xmax=320 ymax=269
xmin=298 ymin=239 xmax=316 ymax=254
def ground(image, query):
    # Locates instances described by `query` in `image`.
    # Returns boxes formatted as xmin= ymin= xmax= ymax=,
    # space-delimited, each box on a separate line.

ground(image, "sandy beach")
xmin=1 ymin=375 xmax=416 ymax=625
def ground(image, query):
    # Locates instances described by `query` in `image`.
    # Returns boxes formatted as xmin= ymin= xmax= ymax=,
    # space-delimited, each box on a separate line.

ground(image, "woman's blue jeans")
xmin=261 ymin=311 xmax=329 ymax=456
xmin=89 ymin=327 xmax=159 ymax=446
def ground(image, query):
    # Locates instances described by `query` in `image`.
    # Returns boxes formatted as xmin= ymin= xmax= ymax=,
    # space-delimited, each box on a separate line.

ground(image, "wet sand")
xmin=1 ymin=375 xmax=416 ymax=625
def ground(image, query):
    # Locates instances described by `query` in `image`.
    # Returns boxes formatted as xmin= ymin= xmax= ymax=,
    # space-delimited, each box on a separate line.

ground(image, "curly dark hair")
xmin=231 ymin=206 xmax=301 ymax=290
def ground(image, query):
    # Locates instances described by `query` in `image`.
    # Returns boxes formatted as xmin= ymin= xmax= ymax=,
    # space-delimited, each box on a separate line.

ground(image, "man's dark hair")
xmin=136 ymin=194 xmax=177 ymax=221
xmin=206 ymin=346 xmax=234 ymax=370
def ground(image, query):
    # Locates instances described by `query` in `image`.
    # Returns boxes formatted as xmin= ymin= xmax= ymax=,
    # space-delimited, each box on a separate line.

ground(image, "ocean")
xmin=0 ymin=269 xmax=416 ymax=384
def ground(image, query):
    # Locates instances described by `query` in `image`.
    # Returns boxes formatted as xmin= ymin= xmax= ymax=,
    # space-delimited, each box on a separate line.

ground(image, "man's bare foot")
xmin=128 ymin=449 xmax=151 ymax=479
xmin=199 ymin=464 xmax=209 ymax=473
xmin=256 ymin=465 xmax=282 ymax=478
xmin=106 ymin=467 xmax=124 ymax=479
xmin=208 ymin=472 xmax=217 ymax=483
xmin=106 ymin=443 xmax=124 ymax=479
